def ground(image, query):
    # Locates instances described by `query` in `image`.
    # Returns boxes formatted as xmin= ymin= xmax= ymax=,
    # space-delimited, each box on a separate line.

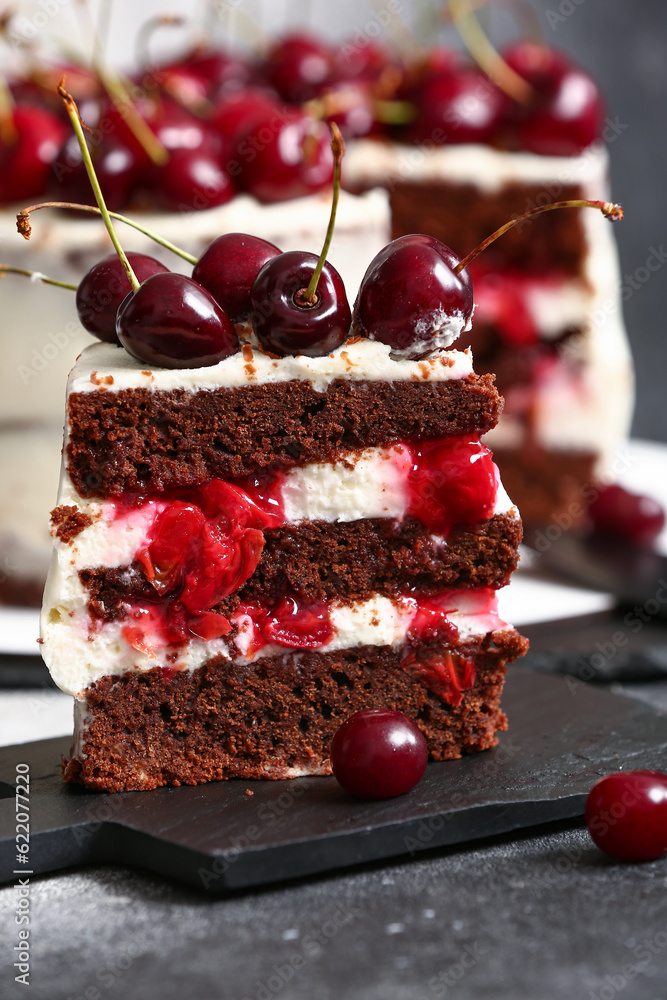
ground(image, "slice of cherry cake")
xmin=41 ymin=332 xmax=527 ymax=792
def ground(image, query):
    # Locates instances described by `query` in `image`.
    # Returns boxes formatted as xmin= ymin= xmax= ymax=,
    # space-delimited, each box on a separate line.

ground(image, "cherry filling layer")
xmin=106 ymin=436 xmax=499 ymax=654
xmin=119 ymin=588 xmax=503 ymax=707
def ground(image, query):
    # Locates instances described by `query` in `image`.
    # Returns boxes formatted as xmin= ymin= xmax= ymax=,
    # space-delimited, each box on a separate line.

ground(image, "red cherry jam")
xmin=585 ymin=770 xmax=667 ymax=862
xmin=406 ymin=436 xmax=499 ymax=533
xmin=113 ymin=477 xmax=285 ymax=652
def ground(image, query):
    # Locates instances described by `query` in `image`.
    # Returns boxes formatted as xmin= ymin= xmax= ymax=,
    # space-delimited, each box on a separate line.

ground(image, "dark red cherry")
xmin=406 ymin=69 xmax=507 ymax=145
xmin=504 ymin=43 xmax=604 ymax=155
xmin=250 ymin=251 xmax=350 ymax=357
xmin=588 ymin=484 xmax=665 ymax=546
xmin=0 ymin=105 xmax=68 ymax=204
xmin=77 ymin=252 xmax=169 ymax=343
xmin=154 ymin=62 xmax=210 ymax=108
xmin=193 ymin=233 xmax=281 ymax=323
xmin=186 ymin=49 xmax=258 ymax=99
xmin=320 ymin=82 xmax=375 ymax=140
xmin=238 ymin=109 xmax=333 ymax=204
xmin=152 ymin=147 xmax=235 ymax=211
xmin=116 ymin=272 xmax=239 ymax=368
xmin=266 ymin=33 xmax=333 ymax=103
xmin=333 ymin=39 xmax=392 ymax=84
xmin=209 ymin=88 xmax=282 ymax=147
xmin=352 ymin=235 xmax=473 ymax=358
xmin=53 ymin=135 xmax=143 ymax=210
xmin=585 ymin=770 xmax=667 ymax=862
xmin=330 ymin=708 xmax=428 ymax=799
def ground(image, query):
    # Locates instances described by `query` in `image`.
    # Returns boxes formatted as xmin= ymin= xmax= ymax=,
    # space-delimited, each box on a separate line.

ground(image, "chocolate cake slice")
xmin=41 ymin=335 xmax=527 ymax=792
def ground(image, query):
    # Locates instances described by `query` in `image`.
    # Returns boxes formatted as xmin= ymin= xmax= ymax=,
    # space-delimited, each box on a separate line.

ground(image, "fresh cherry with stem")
xmin=57 ymin=79 xmax=238 ymax=368
xmin=250 ymin=123 xmax=351 ymax=357
xmin=353 ymin=199 xmax=623 ymax=358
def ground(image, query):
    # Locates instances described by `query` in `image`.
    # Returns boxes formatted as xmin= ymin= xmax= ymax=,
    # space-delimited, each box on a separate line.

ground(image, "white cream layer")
xmin=41 ymin=588 xmax=510 ymax=699
xmin=344 ymin=139 xmax=610 ymax=198
xmin=68 ymin=337 xmax=474 ymax=394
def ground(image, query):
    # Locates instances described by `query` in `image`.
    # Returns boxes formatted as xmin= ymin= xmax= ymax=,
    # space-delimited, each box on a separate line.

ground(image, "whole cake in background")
xmin=0 ymin=10 xmax=632 ymax=606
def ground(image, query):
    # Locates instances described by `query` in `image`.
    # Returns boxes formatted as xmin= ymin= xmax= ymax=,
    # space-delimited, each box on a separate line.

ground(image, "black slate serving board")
xmin=1 ymin=668 xmax=666 ymax=895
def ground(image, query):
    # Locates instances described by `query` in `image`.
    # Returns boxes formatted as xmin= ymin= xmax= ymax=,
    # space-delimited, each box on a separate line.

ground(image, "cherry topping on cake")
xmin=330 ymin=708 xmax=428 ymax=799
xmin=56 ymin=79 xmax=238 ymax=369
xmin=237 ymin=108 xmax=333 ymax=204
xmin=585 ymin=770 xmax=667 ymax=862
xmin=0 ymin=104 xmax=68 ymax=205
xmin=151 ymin=146 xmax=235 ymax=212
xmin=406 ymin=69 xmax=508 ymax=146
xmin=54 ymin=134 xmax=144 ymax=212
xmin=250 ymin=124 xmax=351 ymax=357
xmin=588 ymin=484 xmax=665 ymax=546
xmin=193 ymin=233 xmax=281 ymax=323
xmin=352 ymin=234 xmax=473 ymax=358
xmin=76 ymin=252 xmax=169 ymax=343
xmin=503 ymin=43 xmax=604 ymax=155
xmin=117 ymin=272 xmax=237 ymax=368
xmin=353 ymin=199 xmax=624 ymax=358
xmin=266 ymin=33 xmax=333 ymax=103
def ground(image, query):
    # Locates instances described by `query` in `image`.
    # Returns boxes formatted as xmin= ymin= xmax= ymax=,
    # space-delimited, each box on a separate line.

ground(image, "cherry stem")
xmin=454 ymin=199 xmax=624 ymax=274
xmin=304 ymin=123 xmax=345 ymax=303
xmin=136 ymin=14 xmax=186 ymax=69
xmin=58 ymin=79 xmax=140 ymax=292
xmin=16 ymin=201 xmax=198 ymax=266
xmin=95 ymin=63 xmax=169 ymax=167
xmin=0 ymin=70 xmax=17 ymax=145
xmin=0 ymin=264 xmax=77 ymax=291
xmin=448 ymin=0 xmax=533 ymax=103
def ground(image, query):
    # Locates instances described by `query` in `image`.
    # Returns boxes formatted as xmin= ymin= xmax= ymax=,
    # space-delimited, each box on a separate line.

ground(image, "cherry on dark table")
xmin=585 ymin=770 xmax=667 ymax=862
xmin=588 ymin=483 xmax=665 ymax=546
xmin=330 ymin=708 xmax=428 ymax=799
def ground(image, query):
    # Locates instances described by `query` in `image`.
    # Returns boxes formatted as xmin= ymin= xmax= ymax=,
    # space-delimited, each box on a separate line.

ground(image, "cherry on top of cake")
xmin=11 ymin=79 xmax=623 ymax=371
xmin=0 ymin=0 xmax=606 ymax=212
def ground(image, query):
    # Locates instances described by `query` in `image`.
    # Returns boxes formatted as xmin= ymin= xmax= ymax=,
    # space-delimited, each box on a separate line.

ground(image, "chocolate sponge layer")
xmin=63 ymin=629 xmax=528 ymax=792
xmin=66 ymin=373 xmax=501 ymax=498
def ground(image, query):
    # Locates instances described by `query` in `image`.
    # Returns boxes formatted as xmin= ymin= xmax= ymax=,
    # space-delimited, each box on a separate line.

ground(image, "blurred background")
xmin=3 ymin=0 xmax=665 ymax=441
